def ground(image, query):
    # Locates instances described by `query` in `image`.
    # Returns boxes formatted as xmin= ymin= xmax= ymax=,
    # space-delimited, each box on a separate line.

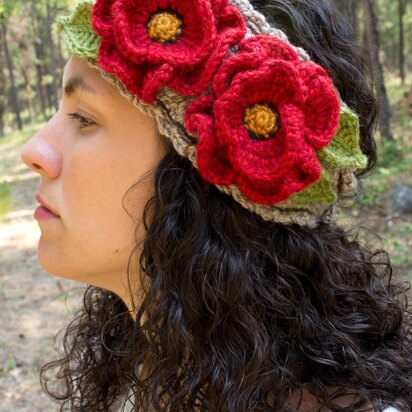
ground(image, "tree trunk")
xmin=363 ymin=0 xmax=394 ymax=141
xmin=398 ymin=0 xmax=405 ymax=84
xmin=0 ymin=27 xmax=6 ymax=137
xmin=46 ymin=0 xmax=59 ymax=111
xmin=0 ymin=16 xmax=23 ymax=130
xmin=19 ymin=38 xmax=35 ymax=124
xmin=31 ymin=5 xmax=48 ymax=120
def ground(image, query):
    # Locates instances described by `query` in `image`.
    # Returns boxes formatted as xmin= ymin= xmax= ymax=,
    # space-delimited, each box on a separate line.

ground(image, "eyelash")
xmin=67 ymin=112 xmax=97 ymax=130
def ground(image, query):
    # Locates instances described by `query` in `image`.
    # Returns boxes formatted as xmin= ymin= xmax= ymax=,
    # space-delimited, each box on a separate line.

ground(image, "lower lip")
xmin=34 ymin=206 xmax=60 ymax=221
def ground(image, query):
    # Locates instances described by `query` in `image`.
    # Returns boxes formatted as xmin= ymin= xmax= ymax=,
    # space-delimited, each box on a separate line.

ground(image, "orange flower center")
xmin=147 ymin=11 xmax=183 ymax=44
xmin=243 ymin=103 xmax=279 ymax=140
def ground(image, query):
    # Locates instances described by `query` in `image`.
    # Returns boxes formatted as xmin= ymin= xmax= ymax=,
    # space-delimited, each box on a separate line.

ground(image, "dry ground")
xmin=0 ymin=133 xmax=84 ymax=411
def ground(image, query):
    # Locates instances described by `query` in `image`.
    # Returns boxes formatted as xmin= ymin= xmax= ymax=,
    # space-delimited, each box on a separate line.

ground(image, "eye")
xmin=68 ymin=112 xmax=97 ymax=130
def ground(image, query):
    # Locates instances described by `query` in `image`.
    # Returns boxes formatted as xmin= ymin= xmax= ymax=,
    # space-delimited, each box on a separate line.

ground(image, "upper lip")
xmin=36 ymin=194 xmax=60 ymax=216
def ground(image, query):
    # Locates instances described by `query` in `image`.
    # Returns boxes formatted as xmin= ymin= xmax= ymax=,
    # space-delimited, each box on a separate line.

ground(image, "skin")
xmin=21 ymin=55 xmax=168 ymax=313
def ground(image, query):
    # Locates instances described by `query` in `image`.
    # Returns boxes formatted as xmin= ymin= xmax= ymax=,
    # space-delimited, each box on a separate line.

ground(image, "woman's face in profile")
xmin=21 ymin=56 xmax=167 ymax=302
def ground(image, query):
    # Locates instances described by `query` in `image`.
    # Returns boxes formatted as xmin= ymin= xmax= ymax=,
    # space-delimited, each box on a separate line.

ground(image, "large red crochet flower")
xmin=91 ymin=0 xmax=246 ymax=104
xmin=185 ymin=35 xmax=341 ymax=205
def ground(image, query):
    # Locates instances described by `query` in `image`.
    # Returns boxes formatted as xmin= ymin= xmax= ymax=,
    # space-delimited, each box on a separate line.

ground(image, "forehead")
xmin=61 ymin=56 xmax=116 ymax=97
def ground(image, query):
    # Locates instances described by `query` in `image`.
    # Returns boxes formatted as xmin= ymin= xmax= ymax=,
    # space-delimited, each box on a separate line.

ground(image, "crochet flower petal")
xmin=234 ymin=145 xmax=323 ymax=205
xmin=91 ymin=0 xmax=116 ymax=38
xmin=185 ymin=94 xmax=216 ymax=139
xmin=90 ymin=0 xmax=246 ymax=101
xmin=238 ymin=34 xmax=300 ymax=64
xmin=214 ymin=60 xmax=304 ymax=141
xmin=214 ymin=0 xmax=246 ymax=37
xmin=300 ymin=62 xmax=341 ymax=150
xmin=318 ymin=105 xmax=368 ymax=170
xmin=98 ymin=39 xmax=175 ymax=103
xmin=184 ymin=32 xmax=339 ymax=206
xmin=186 ymin=95 xmax=237 ymax=185
xmin=168 ymin=3 xmax=246 ymax=95
xmin=224 ymin=104 xmax=322 ymax=204
xmin=57 ymin=0 xmax=100 ymax=59
xmin=112 ymin=0 xmax=217 ymax=66
xmin=211 ymin=51 xmax=263 ymax=96
xmin=97 ymin=39 xmax=145 ymax=94
xmin=234 ymin=105 xmax=322 ymax=199
xmin=197 ymin=135 xmax=237 ymax=186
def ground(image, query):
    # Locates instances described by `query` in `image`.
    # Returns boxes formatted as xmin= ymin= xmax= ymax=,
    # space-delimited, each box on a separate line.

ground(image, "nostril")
xmin=33 ymin=163 xmax=42 ymax=170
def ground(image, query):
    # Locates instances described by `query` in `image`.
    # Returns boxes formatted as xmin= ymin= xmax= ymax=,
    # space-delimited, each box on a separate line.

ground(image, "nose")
xmin=21 ymin=121 xmax=62 ymax=180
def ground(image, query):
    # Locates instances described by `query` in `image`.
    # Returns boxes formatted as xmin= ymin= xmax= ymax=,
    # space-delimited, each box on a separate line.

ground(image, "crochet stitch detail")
xmin=57 ymin=0 xmax=368 ymax=227
xmin=244 ymin=103 xmax=280 ymax=140
xmin=89 ymin=0 xmax=247 ymax=103
xmin=289 ymin=105 xmax=368 ymax=205
xmin=185 ymin=34 xmax=341 ymax=206
xmin=318 ymin=105 xmax=368 ymax=170
xmin=147 ymin=10 xmax=183 ymax=44
xmin=57 ymin=0 xmax=100 ymax=58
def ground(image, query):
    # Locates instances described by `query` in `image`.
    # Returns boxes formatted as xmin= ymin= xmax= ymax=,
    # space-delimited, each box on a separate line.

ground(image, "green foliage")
xmin=0 ymin=123 xmax=40 ymax=154
xmin=41 ymin=73 xmax=54 ymax=86
xmin=358 ymin=137 xmax=412 ymax=207
xmin=0 ymin=1 xmax=15 ymax=19
xmin=377 ymin=137 xmax=404 ymax=168
xmin=0 ymin=182 xmax=11 ymax=223
xmin=0 ymin=357 xmax=16 ymax=373
xmin=387 ymin=238 xmax=410 ymax=267
xmin=0 ymin=125 xmax=41 ymax=224
xmin=358 ymin=178 xmax=387 ymax=206
xmin=376 ymin=0 xmax=412 ymax=73
xmin=399 ymin=223 xmax=412 ymax=234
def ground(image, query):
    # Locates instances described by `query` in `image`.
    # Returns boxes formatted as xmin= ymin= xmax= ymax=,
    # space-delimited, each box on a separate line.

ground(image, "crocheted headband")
xmin=57 ymin=0 xmax=368 ymax=228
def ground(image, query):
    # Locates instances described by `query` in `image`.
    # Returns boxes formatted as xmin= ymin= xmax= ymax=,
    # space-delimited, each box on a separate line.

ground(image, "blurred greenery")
xmin=0 ymin=183 xmax=11 ymax=223
xmin=335 ymin=73 xmax=412 ymax=284
xmin=0 ymin=123 xmax=40 ymax=222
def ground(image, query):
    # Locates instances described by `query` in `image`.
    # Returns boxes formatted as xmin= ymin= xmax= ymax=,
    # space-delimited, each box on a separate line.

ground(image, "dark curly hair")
xmin=40 ymin=0 xmax=411 ymax=411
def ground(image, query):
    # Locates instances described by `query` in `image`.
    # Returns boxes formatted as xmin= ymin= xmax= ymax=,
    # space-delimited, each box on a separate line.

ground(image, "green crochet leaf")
xmin=57 ymin=0 xmax=100 ymax=59
xmin=289 ymin=105 xmax=367 ymax=205
xmin=318 ymin=105 xmax=368 ymax=170
xmin=289 ymin=166 xmax=337 ymax=205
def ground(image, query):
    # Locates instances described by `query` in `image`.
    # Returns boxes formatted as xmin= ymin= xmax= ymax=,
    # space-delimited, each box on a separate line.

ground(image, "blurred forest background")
xmin=0 ymin=0 xmax=411 ymax=409
xmin=2 ymin=0 xmax=411 ymax=271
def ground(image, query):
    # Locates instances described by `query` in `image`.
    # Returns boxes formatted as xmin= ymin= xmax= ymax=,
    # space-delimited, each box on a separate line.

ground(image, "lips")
xmin=35 ymin=194 xmax=60 ymax=217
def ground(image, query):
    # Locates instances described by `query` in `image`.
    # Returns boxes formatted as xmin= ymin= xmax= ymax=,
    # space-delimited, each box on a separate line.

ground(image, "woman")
xmin=21 ymin=0 xmax=411 ymax=410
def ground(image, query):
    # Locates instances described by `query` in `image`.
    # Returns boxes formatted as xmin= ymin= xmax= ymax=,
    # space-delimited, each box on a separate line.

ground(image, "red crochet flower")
xmin=185 ymin=35 xmax=341 ymax=205
xmin=91 ymin=0 xmax=246 ymax=104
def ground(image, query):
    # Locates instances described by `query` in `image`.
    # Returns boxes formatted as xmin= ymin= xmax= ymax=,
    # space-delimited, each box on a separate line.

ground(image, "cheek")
xmin=60 ymin=139 xmax=154 ymax=268
xmin=60 ymin=146 xmax=130 ymax=266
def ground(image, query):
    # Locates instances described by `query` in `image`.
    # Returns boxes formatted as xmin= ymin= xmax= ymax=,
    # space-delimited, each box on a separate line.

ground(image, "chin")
xmin=37 ymin=237 xmax=80 ymax=282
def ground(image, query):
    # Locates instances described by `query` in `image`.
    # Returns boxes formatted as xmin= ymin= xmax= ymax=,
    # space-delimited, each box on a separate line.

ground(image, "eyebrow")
xmin=63 ymin=75 xmax=97 ymax=96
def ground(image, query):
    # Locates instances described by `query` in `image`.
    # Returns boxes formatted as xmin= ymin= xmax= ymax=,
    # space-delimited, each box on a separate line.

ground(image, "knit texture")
xmin=57 ymin=0 xmax=368 ymax=228
xmin=185 ymin=34 xmax=341 ymax=206
xmin=91 ymin=0 xmax=247 ymax=104
xmin=57 ymin=0 xmax=100 ymax=58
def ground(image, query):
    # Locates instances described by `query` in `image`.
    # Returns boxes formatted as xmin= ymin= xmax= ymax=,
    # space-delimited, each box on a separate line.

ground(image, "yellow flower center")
xmin=244 ymin=103 xmax=280 ymax=140
xmin=147 ymin=11 xmax=183 ymax=44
